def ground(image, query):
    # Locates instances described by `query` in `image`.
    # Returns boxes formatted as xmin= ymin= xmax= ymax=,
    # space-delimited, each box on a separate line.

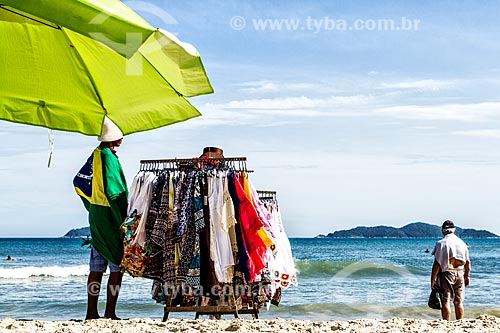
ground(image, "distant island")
xmin=317 ymin=222 xmax=498 ymax=238
xmin=62 ymin=226 xmax=90 ymax=238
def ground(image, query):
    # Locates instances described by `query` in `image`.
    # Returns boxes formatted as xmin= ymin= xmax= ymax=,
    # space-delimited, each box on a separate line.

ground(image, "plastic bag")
xmin=428 ymin=286 xmax=443 ymax=310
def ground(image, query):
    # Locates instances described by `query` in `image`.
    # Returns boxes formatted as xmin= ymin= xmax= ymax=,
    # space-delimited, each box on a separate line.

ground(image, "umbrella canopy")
xmin=0 ymin=0 xmax=213 ymax=136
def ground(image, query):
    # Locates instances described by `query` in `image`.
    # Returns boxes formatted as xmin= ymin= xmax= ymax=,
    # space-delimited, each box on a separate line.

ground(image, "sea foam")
xmin=0 ymin=265 xmax=89 ymax=279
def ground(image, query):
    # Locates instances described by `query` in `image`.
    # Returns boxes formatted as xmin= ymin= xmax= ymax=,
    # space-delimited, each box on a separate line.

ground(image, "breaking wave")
xmin=295 ymin=259 xmax=423 ymax=278
xmin=0 ymin=265 xmax=88 ymax=279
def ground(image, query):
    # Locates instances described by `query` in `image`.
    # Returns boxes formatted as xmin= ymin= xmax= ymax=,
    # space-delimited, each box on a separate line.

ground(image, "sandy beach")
xmin=1 ymin=315 xmax=500 ymax=333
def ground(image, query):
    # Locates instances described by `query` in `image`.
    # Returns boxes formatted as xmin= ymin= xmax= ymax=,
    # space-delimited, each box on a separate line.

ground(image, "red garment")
xmin=234 ymin=174 xmax=268 ymax=282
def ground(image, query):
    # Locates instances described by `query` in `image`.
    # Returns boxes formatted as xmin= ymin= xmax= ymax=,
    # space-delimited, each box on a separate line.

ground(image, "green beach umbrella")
xmin=0 ymin=0 xmax=213 ymax=136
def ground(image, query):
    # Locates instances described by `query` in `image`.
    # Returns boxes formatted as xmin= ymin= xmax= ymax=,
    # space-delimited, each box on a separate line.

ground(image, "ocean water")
xmin=0 ymin=237 xmax=499 ymax=321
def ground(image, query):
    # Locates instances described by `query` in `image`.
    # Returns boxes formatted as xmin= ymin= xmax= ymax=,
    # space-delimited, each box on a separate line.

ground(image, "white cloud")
xmin=184 ymin=94 xmax=376 ymax=128
xmin=239 ymin=81 xmax=280 ymax=93
xmin=187 ymin=106 xmax=260 ymax=127
xmin=452 ymin=129 xmax=500 ymax=138
xmin=237 ymin=80 xmax=318 ymax=94
xmin=220 ymin=95 xmax=374 ymax=110
xmin=380 ymin=79 xmax=454 ymax=91
xmin=376 ymin=102 xmax=500 ymax=122
xmin=412 ymin=126 xmax=436 ymax=130
xmin=248 ymin=109 xmax=368 ymax=117
xmin=236 ymin=80 xmax=338 ymax=94
xmin=237 ymin=78 xmax=458 ymax=98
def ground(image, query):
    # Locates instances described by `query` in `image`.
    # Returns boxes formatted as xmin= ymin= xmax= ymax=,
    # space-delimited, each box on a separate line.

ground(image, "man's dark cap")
xmin=442 ymin=220 xmax=455 ymax=229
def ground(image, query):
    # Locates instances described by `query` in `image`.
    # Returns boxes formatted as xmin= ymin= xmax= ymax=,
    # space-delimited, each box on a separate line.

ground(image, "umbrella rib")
xmin=0 ymin=5 xmax=59 ymax=29
xmin=140 ymin=50 xmax=183 ymax=97
xmin=59 ymin=27 xmax=107 ymax=114
xmin=145 ymin=56 xmax=183 ymax=97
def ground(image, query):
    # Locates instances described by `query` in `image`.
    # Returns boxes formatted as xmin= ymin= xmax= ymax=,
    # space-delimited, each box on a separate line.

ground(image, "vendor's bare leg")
xmin=86 ymin=271 xmax=103 ymax=320
xmin=104 ymin=271 xmax=123 ymax=320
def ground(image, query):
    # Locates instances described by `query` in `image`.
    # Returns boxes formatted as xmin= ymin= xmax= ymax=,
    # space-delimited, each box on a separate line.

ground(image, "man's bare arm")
xmin=464 ymin=259 xmax=471 ymax=286
xmin=431 ymin=260 xmax=440 ymax=288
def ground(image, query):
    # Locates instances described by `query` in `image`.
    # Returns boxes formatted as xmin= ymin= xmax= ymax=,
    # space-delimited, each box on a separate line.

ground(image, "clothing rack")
xmin=139 ymin=157 xmax=253 ymax=173
xmin=257 ymin=190 xmax=277 ymax=201
xmin=136 ymin=156 xmax=259 ymax=319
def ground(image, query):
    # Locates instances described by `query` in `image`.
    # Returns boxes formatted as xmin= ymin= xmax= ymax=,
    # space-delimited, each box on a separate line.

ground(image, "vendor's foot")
xmin=104 ymin=316 xmax=122 ymax=320
xmin=84 ymin=315 xmax=101 ymax=320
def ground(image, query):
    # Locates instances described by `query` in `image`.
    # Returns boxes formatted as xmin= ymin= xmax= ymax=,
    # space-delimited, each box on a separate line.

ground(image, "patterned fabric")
xmin=271 ymin=287 xmax=282 ymax=306
xmin=186 ymin=175 xmax=205 ymax=288
xmin=161 ymin=174 xmax=180 ymax=286
xmin=146 ymin=173 xmax=167 ymax=239
xmin=193 ymin=175 xmax=206 ymax=232
xmin=177 ymin=216 xmax=196 ymax=282
xmin=177 ymin=171 xmax=197 ymax=282
xmin=120 ymin=172 xmax=156 ymax=277
xmin=120 ymin=211 xmax=151 ymax=276
xmin=142 ymin=173 xmax=167 ymax=280
xmin=177 ymin=171 xmax=196 ymax=237
xmin=264 ymin=201 xmax=298 ymax=289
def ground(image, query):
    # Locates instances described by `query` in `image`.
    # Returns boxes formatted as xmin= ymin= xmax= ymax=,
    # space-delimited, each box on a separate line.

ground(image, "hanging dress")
xmin=233 ymin=173 xmax=268 ymax=283
xmin=120 ymin=171 xmax=155 ymax=276
xmin=208 ymin=170 xmax=235 ymax=283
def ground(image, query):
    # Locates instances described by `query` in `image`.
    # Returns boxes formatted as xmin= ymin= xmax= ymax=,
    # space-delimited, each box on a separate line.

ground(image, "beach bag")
xmin=428 ymin=286 xmax=443 ymax=310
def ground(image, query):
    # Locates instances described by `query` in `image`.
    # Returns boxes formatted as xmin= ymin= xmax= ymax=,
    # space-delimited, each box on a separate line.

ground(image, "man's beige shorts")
xmin=439 ymin=270 xmax=465 ymax=303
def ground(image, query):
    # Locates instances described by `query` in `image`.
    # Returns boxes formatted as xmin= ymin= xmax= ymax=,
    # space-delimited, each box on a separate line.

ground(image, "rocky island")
xmin=61 ymin=226 xmax=90 ymax=238
xmin=318 ymin=222 xmax=498 ymax=238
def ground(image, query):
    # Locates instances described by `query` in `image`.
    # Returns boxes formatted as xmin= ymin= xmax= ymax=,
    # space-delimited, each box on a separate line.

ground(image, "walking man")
xmin=431 ymin=220 xmax=471 ymax=321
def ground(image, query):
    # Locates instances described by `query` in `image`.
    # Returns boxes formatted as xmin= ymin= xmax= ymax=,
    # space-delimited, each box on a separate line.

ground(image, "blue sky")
xmin=2 ymin=0 xmax=500 ymax=237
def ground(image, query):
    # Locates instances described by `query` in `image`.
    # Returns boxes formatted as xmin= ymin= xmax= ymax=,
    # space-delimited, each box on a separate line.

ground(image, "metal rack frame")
xmin=139 ymin=157 xmax=253 ymax=173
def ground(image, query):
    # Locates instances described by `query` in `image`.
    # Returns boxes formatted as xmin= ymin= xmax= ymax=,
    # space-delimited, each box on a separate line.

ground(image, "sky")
xmin=2 ymin=0 xmax=500 ymax=237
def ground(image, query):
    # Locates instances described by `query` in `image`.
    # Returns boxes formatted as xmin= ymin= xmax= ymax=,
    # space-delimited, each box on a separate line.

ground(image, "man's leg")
xmin=104 ymin=271 xmax=123 ymax=320
xmin=441 ymin=299 xmax=451 ymax=321
xmin=439 ymin=272 xmax=454 ymax=321
xmin=454 ymin=300 xmax=464 ymax=319
xmin=454 ymin=273 xmax=466 ymax=320
xmin=86 ymin=271 xmax=104 ymax=320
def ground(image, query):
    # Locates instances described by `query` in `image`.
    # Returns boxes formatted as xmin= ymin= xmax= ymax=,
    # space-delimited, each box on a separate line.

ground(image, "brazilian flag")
xmin=74 ymin=145 xmax=128 ymax=266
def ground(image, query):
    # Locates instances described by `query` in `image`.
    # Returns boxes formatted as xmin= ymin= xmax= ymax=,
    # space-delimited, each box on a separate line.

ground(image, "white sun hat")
xmin=97 ymin=116 xmax=123 ymax=142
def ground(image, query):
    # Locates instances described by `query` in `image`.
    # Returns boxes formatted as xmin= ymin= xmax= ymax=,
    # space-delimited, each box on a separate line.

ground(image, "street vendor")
xmin=74 ymin=116 xmax=128 ymax=320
